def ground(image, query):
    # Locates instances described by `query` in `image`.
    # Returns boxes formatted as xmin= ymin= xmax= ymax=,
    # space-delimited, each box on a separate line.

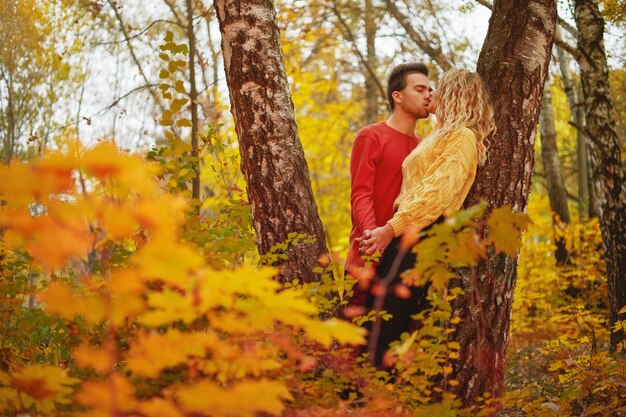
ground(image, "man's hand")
xmin=358 ymin=224 xmax=395 ymax=256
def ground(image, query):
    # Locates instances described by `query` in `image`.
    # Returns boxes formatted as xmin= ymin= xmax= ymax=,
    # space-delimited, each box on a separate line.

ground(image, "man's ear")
xmin=392 ymin=90 xmax=401 ymax=104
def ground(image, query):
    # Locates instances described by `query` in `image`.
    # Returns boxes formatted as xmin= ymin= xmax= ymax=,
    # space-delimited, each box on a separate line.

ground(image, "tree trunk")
xmin=214 ymin=0 xmax=329 ymax=283
xmin=363 ymin=0 xmax=378 ymax=124
xmin=452 ymin=0 xmax=557 ymax=405
xmin=185 ymin=0 xmax=200 ymax=201
xmin=574 ymin=0 xmax=626 ymax=351
xmin=540 ymin=77 xmax=571 ymax=264
xmin=556 ymin=39 xmax=590 ymax=217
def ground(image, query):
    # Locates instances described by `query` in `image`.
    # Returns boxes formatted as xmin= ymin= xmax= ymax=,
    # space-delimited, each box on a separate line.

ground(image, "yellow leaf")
xmin=138 ymin=398 xmax=183 ymax=417
xmin=133 ymin=239 xmax=204 ymax=288
xmin=177 ymin=379 xmax=292 ymax=417
xmin=487 ymin=205 xmax=531 ymax=256
xmin=126 ymin=329 xmax=216 ymax=378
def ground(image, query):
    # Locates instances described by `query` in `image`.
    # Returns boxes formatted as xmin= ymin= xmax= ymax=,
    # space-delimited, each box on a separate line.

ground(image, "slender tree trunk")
xmin=214 ymin=0 xmax=329 ymax=283
xmin=5 ymin=72 xmax=15 ymax=164
xmin=452 ymin=0 xmax=557 ymax=405
xmin=540 ymin=78 xmax=571 ymax=264
xmin=556 ymin=39 xmax=590 ymax=217
xmin=581 ymin=82 xmax=601 ymax=217
xmin=185 ymin=0 xmax=200 ymax=201
xmin=363 ymin=0 xmax=378 ymax=124
xmin=574 ymin=0 xmax=626 ymax=351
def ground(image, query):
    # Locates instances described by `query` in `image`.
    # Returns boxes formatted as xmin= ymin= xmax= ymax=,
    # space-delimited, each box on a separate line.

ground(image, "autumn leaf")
xmin=177 ymin=379 xmax=292 ymax=417
xmin=73 ymin=343 xmax=111 ymax=373
xmin=137 ymin=397 xmax=183 ymax=417
xmin=38 ymin=281 xmax=105 ymax=324
xmin=126 ymin=329 xmax=216 ymax=378
xmin=75 ymin=373 xmax=137 ymax=413
xmin=133 ymin=238 xmax=204 ymax=288
xmin=8 ymin=365 xmax=78 ymax=413
xmin=487 ymin=205 xmax=531 ymax=256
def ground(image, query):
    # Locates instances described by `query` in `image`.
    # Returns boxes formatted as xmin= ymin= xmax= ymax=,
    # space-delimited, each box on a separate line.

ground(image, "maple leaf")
xmin=125 ymin=329 xmax=216 ymax=378
xmin=487 ymin=205 xmax=532 ymax=257
xmin=177 ymin=379 xmax=292 ymax=417
xmin=38 ymin=281 xmax=105 ymax=324
xmin=8 ymin=365 xmax=78 ymax=413
xmin=133 ymin=238 xmax=204 ymax=288
xmin=137 ymin=398 xmax=184 ymax=417
xmin=75 ymin=373 xmax=137 ymax=413
xmin=73 ymin=343 xmax=111 ymax=373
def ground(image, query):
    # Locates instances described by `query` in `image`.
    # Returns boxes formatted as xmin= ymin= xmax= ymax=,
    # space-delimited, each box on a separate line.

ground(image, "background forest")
xmin=1 ymin=0 xmax=625 ymax=416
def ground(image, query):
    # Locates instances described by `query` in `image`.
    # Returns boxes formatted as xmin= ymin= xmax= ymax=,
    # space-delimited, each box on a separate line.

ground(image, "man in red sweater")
xmin=345 ymin=63 xmax=432 ymax=311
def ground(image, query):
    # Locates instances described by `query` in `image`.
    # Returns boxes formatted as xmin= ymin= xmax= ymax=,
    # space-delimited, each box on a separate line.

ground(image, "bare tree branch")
xmin=331 ymin=1 xmax=386 ymax=99
xmin=383 ymin=0 xmax=453 ymax=70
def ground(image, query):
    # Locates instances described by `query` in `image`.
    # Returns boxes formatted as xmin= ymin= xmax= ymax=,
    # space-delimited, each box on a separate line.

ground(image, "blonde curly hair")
xmin=430 ymin=68 xmax=496 ymax=165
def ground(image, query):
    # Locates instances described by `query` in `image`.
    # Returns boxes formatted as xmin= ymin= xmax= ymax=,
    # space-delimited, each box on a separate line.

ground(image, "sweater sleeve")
xmin=350 ymin=131 xmax=381 ymax=233
xmin=387 ymin=130 xmax=478 ymax=236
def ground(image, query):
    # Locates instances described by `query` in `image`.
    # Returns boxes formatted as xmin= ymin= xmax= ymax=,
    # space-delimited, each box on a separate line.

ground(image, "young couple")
xmin=345 ymin=63 xmax=495 ymax=367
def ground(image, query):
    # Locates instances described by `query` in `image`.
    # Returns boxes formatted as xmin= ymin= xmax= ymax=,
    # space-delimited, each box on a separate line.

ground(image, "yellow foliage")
xmin=0 ymin=141 xmax=366 ymax=416
xmin=0 ymin=365 xmax=78 ymax=414
xmin=126 ymin=329 xmax=217 ymax=378
xmin=37 ymin=280 xmax=105 ymax=324
xmin=176 ymin=379 xmax=293 ymax=417
xmin=75 ymin=373 xmax=137 ymax=413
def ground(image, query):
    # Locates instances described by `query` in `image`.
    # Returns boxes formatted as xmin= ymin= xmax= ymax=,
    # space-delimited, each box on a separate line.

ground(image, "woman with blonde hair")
xmin=359 ymin=68 xmax=496 ymax=367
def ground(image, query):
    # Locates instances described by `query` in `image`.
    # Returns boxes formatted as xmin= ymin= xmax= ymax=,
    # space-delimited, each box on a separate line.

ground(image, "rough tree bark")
xmin=451 ymin=0 xmax=557 ymax=405
xmin=574 ymin=0 xmax=626 ymax=351
xmin=214 ymin=0 xmax=329 ymax=283
xmin=540 ymin=78 xmax=571 ymax=264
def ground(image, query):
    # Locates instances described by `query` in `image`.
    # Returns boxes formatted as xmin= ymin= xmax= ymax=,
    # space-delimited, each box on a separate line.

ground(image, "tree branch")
xmin=331 ymin=1 xmax=386 ymax=99
xmin=383 ymin=0 xmax=452 ymax=70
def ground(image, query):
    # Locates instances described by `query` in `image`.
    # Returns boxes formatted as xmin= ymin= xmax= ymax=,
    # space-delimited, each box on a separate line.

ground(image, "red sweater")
xmin=347 ymin=122 xmax=419 ymax=275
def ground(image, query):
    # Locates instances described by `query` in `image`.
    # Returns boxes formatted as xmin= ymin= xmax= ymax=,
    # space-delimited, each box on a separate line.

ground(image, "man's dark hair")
xmin=387 ymin=63 xmax=429 ymax=110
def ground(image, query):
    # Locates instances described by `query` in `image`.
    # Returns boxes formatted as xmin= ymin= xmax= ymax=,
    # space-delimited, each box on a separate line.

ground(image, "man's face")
xmin=395 ymin=73 xmax=432 ymax=119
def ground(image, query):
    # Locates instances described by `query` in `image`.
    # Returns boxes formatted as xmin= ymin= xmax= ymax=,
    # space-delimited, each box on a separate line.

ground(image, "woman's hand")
xmin=358 ymin=224 xmax=395 ymax=256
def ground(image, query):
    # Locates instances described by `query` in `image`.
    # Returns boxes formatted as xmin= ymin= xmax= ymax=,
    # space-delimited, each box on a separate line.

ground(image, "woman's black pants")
xmin=363 ymin=218 xmax=443 ymax=367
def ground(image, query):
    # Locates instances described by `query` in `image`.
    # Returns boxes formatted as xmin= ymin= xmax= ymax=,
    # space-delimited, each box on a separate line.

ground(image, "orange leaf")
xmin=73 ymin=343 xmax=111 ymax=373
xmin=75 ymin=373 xmax=136 ymax=413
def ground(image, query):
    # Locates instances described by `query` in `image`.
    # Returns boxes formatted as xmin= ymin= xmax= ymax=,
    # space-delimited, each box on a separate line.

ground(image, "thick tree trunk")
xmin=214 ymin=0 xmax=329 ymax=283
xmin=363 ymin=0 xmax=378 ymax=124
xmin=540 ymin=78 xmax=571 ymax=264
xmin=451 ymin=0 xmax=557 ymax=405
xmin=574 ymin=0 xmax=626 ymax=351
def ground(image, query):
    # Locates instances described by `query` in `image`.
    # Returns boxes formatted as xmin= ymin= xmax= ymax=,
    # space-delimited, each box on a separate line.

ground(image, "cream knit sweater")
xmin=387 ymin=127 xmax=479 ymax=236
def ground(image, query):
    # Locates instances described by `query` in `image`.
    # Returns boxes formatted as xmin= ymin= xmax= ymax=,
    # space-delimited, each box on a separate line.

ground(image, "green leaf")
xmin=159 ymin=69 xmax=169 ymax=79
xmin=164 ymin=31 xmax=173 ymax=42
xmin=158 ymin=53 xmax=169 ymax=61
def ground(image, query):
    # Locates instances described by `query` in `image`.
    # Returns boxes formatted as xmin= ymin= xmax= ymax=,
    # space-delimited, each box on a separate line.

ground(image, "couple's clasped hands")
xmin=358 ymin=223 xmax=395 ymax=257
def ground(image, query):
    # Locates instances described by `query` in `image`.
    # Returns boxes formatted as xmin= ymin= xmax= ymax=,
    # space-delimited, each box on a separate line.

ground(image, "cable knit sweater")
xmin=387 ymin=127 xmax=479 ymax=236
